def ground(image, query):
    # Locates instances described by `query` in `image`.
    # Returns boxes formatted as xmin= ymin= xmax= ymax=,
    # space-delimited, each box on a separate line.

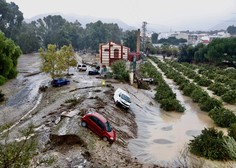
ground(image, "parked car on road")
xmin=113 ymin=88 xmax=131 ymax=109
xmin=88 ymin=69 xmax=100 ymax=75
xmin=80 ymin=112 xmax=116 ymax=143
xmin=77 ymin=64 xmax=87 ymax=71
xmin=51 ymin=78 xmax=70 ymax=87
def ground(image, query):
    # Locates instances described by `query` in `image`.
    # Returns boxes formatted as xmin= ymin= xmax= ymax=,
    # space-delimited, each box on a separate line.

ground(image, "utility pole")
xmin=142 ymin=21 xmax=147 ymax=53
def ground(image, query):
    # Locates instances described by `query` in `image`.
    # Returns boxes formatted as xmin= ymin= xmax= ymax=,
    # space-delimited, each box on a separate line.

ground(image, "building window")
xmin=114 ymin=49 xmax=119 ymax=58
xmin=104 ymin=49 xmax=109 ymax=52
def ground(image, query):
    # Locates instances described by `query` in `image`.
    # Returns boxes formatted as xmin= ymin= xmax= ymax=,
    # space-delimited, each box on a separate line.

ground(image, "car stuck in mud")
xmin=113 ymin=88 xmax=131 ymax=109
xmin=80 ymin=111 xmax=116 ymax=143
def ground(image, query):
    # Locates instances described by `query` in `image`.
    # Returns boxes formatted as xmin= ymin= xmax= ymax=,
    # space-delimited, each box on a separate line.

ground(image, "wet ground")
xmin=0 ymin=53 xmax=236 ymax=168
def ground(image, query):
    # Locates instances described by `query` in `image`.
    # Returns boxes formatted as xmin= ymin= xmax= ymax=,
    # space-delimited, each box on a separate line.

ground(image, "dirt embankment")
xmin=33 ymin=78 xmax=155 ymax=168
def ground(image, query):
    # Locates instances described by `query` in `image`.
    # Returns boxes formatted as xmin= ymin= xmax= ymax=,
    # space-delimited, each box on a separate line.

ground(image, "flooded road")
xmin=0 ymin=54 xmax=50 ymax=125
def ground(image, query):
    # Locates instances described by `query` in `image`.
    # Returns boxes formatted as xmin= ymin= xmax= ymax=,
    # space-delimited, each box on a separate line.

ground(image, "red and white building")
xmin=99 ymin=42 xmax=130 ymax=66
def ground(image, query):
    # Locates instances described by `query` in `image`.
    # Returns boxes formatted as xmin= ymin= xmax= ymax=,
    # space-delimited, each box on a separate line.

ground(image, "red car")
xmin=80 ymin=112 xmax=116 ymax=143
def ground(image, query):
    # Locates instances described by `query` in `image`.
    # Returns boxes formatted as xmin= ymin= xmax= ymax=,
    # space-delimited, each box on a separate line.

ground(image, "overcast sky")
xmin=6 ymin=0 xmax=236 ymax=31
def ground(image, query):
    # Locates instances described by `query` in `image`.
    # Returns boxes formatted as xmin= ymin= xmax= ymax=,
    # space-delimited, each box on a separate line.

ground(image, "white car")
xmin=77 ymin=64 xmax=87 ymax=71
xmin=113 ymin=88 xmax=131 ymax=109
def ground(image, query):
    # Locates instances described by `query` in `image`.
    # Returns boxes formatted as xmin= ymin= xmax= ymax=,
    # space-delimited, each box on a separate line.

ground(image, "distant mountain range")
xmin=24 ymin=13 xmax=236 ymax=33
xmin=24 ymin=12 xmax=137 ymax=31
xmin=24 ymin=13 xmax=174 ymax=32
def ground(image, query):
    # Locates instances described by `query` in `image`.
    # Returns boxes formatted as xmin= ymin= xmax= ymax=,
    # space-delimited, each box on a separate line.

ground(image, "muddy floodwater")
xmin=124 ymin=59 xmax=231 ymax=167
xmin=112 ymin=82 xmax=214 ymax=167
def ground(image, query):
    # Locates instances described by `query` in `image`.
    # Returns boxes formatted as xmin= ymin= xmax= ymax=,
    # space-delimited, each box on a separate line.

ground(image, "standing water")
xmin=126 ymin=83 xmax=216 ymax=167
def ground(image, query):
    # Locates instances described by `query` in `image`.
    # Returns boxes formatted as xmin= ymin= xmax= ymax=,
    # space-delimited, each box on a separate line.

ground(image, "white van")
xmin=113 ymin=88 xmax=131 ymax=109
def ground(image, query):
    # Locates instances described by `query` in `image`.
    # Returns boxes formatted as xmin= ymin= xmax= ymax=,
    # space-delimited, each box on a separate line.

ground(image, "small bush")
xmin=111 ymin=60 xmax=129 ymax=82
xmin=0 ymin=75 xmax=6 ymax=85
xmin=178 ymin=78 xmax=190 ymax=90
xmin=189 ymin=127 xmax=230 ymax=160
xmin=196 ymin=76 xmax=212 ymax=87
xmin=223 ymin=136 xmax=236 ymax=160
xmin=222 ymin=90 xmax=236 ymax=104
xmin=209 ymin=107 xmax=236 ymax=127
xmin=182 ymin=83 xmax=197 ymax=96
xmin=215 ymin=76 xmax=230 ymax=83
xmin=208 ymin=83 xmax=229 ymax=96
xmin=155 ymin=83 xmax=176 ymax=101
xmin=104 ymin=72 xmax=113 ymax=79
xmin=199 ymin=97 xmax=222 ymax=112
xmin=160 ymin=98 xmax=185 ymax=112
xmin=7 ymin=68 xmax=18 ymax=79
xmin=191 ymin=87 xmax=208 ymax=103
xmin=228 ymin=123 xmax=236 ymax=140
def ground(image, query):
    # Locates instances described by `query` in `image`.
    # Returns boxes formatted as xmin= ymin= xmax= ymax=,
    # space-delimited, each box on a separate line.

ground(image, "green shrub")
xmin=208 ymin=83 xmax=229 ymax=96
xmin=209 ymin=107 xmax=236 ymax=127
xmin=199 ymin=97 xmax=222 ymax=112
xmin=193 ymin=75 xmax=201 ymax=83
xmin=189 ymin=127 xmax=230 ymax=160
xmin=222 ymin=90 xmax=236 ymax=104
xmin=229 ymin=81 xmax=236 ymax=90
xmin=185 ymin=70 xmax=197 ymax=79
xmin=160 ymin=98 xmax=185 ymax=112
xmin=7 ymin=68 xmax=18 ymax=79
xmin=215 ymin=76 xmax=230 ymax=83
xmin=111 ymin=60 xmax=129 ymax=82
xmin=173 ymin=74 xmax=186 ymax=85
xmin=178 ymin=79 xmax=190 ymax=90
xmin=182 ymin=83 xmax=197 ymax=96
xmin=196 ymin=76 xmax=212 ymax=87
xmin=228 ymin=123 xmax=236 ymax=140
xmin=104 ymin=72 xmax=113 ymax=79
xmin=155 ymin=83 xmax=176 ymax=101
xmin=223 ymin=136 xmax=236 ymax=161
xmin=191 ymin=88 xmax=208 ymax=103
xmin=0 ymin=75 xmax=6 ymax=85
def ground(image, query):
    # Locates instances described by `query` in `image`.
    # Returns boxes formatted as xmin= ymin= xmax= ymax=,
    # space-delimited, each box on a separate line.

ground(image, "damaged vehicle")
xmin=113 ymin=88 xmax=131 ymax=109
xmin=51 ymin=78 xmax=70 ymax=87
xmin=80 ymin=112 xmax=116 ymax=143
